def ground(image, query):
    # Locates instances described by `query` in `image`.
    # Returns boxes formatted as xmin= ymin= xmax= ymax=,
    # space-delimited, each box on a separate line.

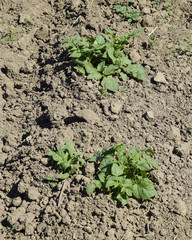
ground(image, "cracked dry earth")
xmin=0 ymin=0 xmax=192 ymax=239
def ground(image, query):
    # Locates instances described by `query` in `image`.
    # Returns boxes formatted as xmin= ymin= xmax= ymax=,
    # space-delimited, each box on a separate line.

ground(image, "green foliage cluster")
xmin=113 ymin=4 xmax=140 ymax=23
xmin=175 ymin=35 xmax=192 ymax=55
xmin=46 ymin=141 xmax=159 ymax=205
xmin=86 ymin=143 xmax=159 ymax=205
xmin=63 ymin=29 xmax=145 ymax=93
xmin=46 ymin=140 xmax=85 ymax=187
xmin=1 ymin=27 xmax=16 ymax=42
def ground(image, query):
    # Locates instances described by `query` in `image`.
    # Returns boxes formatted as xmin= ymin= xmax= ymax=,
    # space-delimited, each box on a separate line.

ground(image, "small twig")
xmin=147 ymin=27 xmax=158 ymax=37
xmin=100 ymin=4 xmax=107 ymax=13
xmin=57 ymin=180 xmax=65 ymax=207
xmin=120 ymin=230 xmax=129 ymax=240
xmin=70 ymin=15 xmax=81 ymax=29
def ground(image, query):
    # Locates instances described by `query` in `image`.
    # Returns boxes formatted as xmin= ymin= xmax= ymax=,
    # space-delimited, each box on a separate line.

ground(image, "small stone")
xmin=146 ymin=135 xmax=154 ymax=142
xmin=35 ymin=24 xmax=49 ymax=40
xmin=106 ymin=228 xmax=116 ymax=237
xmin=71 ymin=0 xmax=81 ymax=8
xmin=17 ymin=181 xmax=28 ymax=194
xmin=0 ymin=153 xmax=7 ymax=166
xmin=12 ymin=197 xmax=22 ymax=207
xmin=85 ymin=162 xmax=95 ymax=176
xmin=19 ymin=14 xmax=31 ymax=24
xmin=129 ymin=49 xmax=141 ymax=63
xmin=83 ymin=226 xmax=92 ymax=234
xmin=7 ymin=207 xmax=26 ymax=225
xmin=41 ymin=157 xmax=48 ymax=166
xmin=154 ymin=72 xmax=167 ymax=84
xmin=141 ymin=15 xmax=154 ymax=26
xmin=80 ymin=26 xmax=89 ymax=37
xmin=74 ymin=175 xmax=90 ymax=185
xmin=167 ymin=126 xmax=181 ymax=143
xmin=74 ymin=109 xmax=100 ymax=124
xmin=110 ymin=100 xmax=123 ymax=114
xmin=109 ymin=115 xmax=119 ymax=121
xmin=142 ymin=7 xmax=151 ymax=14
xmin=20 ymin=62 xmax=33 ymax=74
xmin=173 ymin=143 xmax=190 ymax=158
xmin=37 ymin=222 xmax=47 ymax=233
xmin=145 ymin=111 xmax=154 ymax=121
xmin=27 ymin=187 xmax=40 ymax=201
xmin=174 ymin=199 xmax=188 ymax=216
xmin=159 ymin=229 xmax=168 ymax=236
xmin=25 ymin=223 xmax=35 ymax=235
xmin=24 ymin=212 xmax=36 ymax=224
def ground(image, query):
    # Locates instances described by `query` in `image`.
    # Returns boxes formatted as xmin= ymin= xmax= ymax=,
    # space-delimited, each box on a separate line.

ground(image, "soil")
xmin=0 ymin=0 xmax=192 ymax=239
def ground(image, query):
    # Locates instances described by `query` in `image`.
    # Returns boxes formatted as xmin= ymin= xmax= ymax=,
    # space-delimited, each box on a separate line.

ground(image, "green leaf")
xmin=121 ymin=186 xmax=133 ymax=197
xmin=45 ymin=176 xmax=56 ymax=181
xmin=97 ymin=61 xmax=105 ymax=72
xmin=111 ymin=163 xmax=124 ymax=176
xmin=103 ymin=65 xmax=118 ymax=76
xmin=116 ymin=192 xmax=129 ymax=206
xmin=60 ymin=173 xmax=70 ymax=180
xmin=128 ymin=64 xmax=146 ymax=81
xmin=84 ymin=62 xmax=96 ymax=74
xmin=148 ymin=158 xmax=160 ymax=168
xmin=86 ymin=183 xmax=96 ymax=195
xmin=100 ymin=155 xmax=114 ymax=173
xmin=101 ymin=77 xmax=119 ymax=92
xmin=143 ymin=148 xmax=155 ymax=156
xmin=74 ymin=66 xmax=85 ymax=74
xmin=94 ymin=34 xmax=105 ymax=45
xmin=92 ymin=180 xmax=102 ymax=189
xmin=87 ymin=71 xmax=102 ymax=80
xmin=120 ymin=72 xmax=128 ymax=81
xmin=120 ymin=56 xmax=132 ymax=66
xmin=65 ymin=140 xmax=76 ymax=157
xmin=137 ymin=159 xmax=151 ymax=171
xmin=70 ymin=51 xmax=81 ymax=58
xmin=88 ymin=151 xmax=101 ymax=162
xmin=113 ymin=5 xmax=127 ymax=15
xmin=84 ymin=62 xmax=102 ymax=80
xmin=104 ymin=29 xmax=115 ymax=38
xmin=98 ymin=172 xmax=105 ymax=183
xmin=132 ymin=178 xmax=157 ymax=200
xmin=46 ymin=151 xmax=63 ymax=163
xmin=107 ymin=47 xmax=116 ymax=64
xmin=105 ymin=176 xmax=119 ymax=188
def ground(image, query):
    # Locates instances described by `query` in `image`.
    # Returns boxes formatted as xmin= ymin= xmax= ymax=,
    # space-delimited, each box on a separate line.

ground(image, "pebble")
xmin=85 ymin=162 xmax=95 ymax=176
xmin=27 ymin=187 xmax=40 ymax=201
xmin=145 ymin=110 xmax=154 ymax=121
xmin=12 ymin=197 xmax=22 ymax=207
xmin=110 ymin=100 xmax=123 ymax=114
xmin=25 ymin=223 xmax=35 ymax=235
xmin=129 ymin=49 xmax=141 ymax=63
xmin=167 ymin=125 xmax=181 ymax=143
xmin=154 ymin=72 xmax=167 ymax=84
xmin=146 ymin=135 xmax=154 ymax=142
xmin=83 ymin=226 xmax=92 ymax=234
xmin=174 ymin=199 xmax=188 ymax=216
xmin=74 ymin=109 xmax=100 ymax=124
xmin=17 ymin=181 xmax=29 ymax=194
xmin=7 ymin=206 xmax=26 ymax=225
xmin=141 ymin=15 xmax=154 ymax=26
xmin=173 ymin=142 xmax=190 ymax=158
xmin=142 ymin=7 xmax=151 ymax=14
xmin=35 ymin=24 xmax=49 ymax=40
xmin=0 ymin=153 xmax=7 ymax=166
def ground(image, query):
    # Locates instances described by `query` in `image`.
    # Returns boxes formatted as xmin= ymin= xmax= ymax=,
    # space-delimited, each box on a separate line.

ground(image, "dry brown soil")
xmin=0 ymin=0 xmax=192 ymax=239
